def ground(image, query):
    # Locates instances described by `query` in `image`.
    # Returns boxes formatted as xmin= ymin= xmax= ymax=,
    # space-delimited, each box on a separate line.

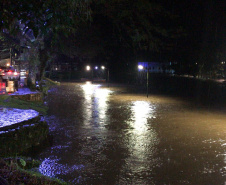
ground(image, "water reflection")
xmin=131 ymin=101 xmax=154 ymax=133
xmin=81 ymin=82 xmax=112 ymax=127
xmin=118 ymin=101 xmax=158 ymax=184
xmin=37 ymin=82 xmax=226 ymax=184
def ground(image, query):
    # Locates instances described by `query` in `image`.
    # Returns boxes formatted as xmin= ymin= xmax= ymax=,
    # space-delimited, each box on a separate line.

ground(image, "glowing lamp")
xmin=86 ymin=65 xmax=91 ymax=71
xmin=138 ymin=65 xmax=144 ymax=70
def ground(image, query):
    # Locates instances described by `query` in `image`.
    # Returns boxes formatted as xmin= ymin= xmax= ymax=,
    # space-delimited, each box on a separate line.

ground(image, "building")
xmin=138 ymin=62 xmax=175 ymax=74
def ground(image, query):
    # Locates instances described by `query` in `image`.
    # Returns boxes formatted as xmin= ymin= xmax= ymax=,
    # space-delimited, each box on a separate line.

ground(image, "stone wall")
xmin=0 ymin=118 xmax=49 ymax=157
xmin=11 ymin=93 xmax=42 ymax=101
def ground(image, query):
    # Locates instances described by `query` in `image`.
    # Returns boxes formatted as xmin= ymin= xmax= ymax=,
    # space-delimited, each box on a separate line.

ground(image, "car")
xmin=0 ymin=66 xmax=20 ymax=81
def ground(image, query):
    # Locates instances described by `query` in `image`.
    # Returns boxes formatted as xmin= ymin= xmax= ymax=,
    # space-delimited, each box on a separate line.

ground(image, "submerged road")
xmin=37 ymin=82 xmax=226 ymax=184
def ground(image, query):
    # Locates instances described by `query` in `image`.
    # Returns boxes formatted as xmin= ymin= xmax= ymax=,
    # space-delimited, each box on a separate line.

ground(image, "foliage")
xmin=39 ymin=77 xmax=60 ymax=96
xmin=20 ymin=158 xmax=26 ymax=168
xmin=91 ymin=0 xmax=180 ymax=53
xmin=1 ymin=0 xmax=91 ymax=37
xmin=3 ymin=157 xmax=40 ymax=169
xmin=0 ymin=158 xmax=67 ymax=185
xmin=1 ymin=0 xmax=92 ymax=84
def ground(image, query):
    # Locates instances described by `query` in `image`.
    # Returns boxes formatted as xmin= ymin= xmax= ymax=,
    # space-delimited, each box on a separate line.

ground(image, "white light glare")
xmin=95 ymin=66 xmax=98 ymax=70
xmin=138 ymin=65 xmax=144 ymax=70
xmin=101 ymin=66 xmax=105 ymax=70
xmin=86 ymin=65 xmax=91 ymax=71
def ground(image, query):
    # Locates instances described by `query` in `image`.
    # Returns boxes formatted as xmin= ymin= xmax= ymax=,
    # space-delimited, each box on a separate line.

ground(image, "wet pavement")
xmin=36 ymin=82 xmax=226 ymax=184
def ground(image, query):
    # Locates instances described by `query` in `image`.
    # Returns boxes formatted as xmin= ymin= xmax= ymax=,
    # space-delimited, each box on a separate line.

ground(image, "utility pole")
xmin=10 ymin=48 xmax=12 ymax=66
xmin=146 ymin=63 xmax=149 ymax=98
xmin=107 ymin=68 xmax=110 ymax=87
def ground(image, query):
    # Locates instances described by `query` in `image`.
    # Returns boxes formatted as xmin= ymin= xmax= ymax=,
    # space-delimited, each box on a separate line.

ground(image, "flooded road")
xmin=37 ymin=82 xmax=226 ymax=184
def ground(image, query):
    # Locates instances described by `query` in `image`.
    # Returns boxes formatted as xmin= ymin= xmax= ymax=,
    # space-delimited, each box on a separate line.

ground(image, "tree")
xmin=1 ymin=0 xmax=92 ymax=82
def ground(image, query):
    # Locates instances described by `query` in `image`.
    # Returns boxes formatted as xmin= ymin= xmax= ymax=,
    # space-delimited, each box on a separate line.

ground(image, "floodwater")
xmin=37 ymin=82 xmax=226 ymax=184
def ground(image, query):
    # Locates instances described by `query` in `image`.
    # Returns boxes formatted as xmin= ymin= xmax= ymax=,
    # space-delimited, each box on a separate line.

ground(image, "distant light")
xmin=95 ymin=66 xmax=98 ymax=70
xmin=14 ymin=72 xmax=18 ymax=76
xmin=86 ymin=65 xmax=91 ymax=71
xmin=101 ymin=66 xmax=105 ymax=70
xmin=6 ymin=63 xmax=10 ymax=66
xmin=86 ymin=81 xmax=92 ymax=85
xmin=138 ymin=65 xmax=144 ymax=70
xmin=196 ymin=63 xmax=198 ymax=65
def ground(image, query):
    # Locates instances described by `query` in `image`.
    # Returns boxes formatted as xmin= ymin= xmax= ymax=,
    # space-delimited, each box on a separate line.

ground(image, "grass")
xmin=0 ymin=95 xmax=48 ymax=115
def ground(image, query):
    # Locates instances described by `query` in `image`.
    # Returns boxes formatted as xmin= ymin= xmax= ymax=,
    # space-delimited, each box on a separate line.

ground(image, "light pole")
xmin=101 ymin=65 xmax=110 ymax=87
xmin=138 ymin=64 xmax=149 ymax=98
xmin=86 ymin=65 xmax=93 ymax=82
xmin=107 ymin=68 xmax=109 ymax=87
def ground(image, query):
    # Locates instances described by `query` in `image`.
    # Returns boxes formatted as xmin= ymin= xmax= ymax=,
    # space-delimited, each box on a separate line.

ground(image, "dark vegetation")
xmin=0 ymin=78 xmax=61 ymax=184
xmin=0 ymin=158 xmax=67 ymax=185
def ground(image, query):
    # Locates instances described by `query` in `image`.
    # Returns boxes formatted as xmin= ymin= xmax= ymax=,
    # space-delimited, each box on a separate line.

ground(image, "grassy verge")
xmin=0 ymin=95 xmax=48 ymax=115
xmin=40 ymin=77 xmax=60 ymax=96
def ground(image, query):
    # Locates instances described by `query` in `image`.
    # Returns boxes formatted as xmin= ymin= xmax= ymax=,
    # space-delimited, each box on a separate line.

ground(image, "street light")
xmin=86 ymin=65 xmax=91 ymax=71
xmin=101 ymin=65 xmax=110 ymax=87
xmin=138 ymin=65 xmax=144 ymax=70
xmin=138 ymin=64 xmax=149 ymax=98
xmin=85 ymin=65 xmax=109 ymax=86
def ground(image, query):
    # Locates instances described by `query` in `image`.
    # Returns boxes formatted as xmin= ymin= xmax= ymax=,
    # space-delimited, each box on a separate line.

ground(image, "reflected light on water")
xmin=81 ymin=82 xmax=101 ymax=99
xmin=121 ymin=100 xmax=158 ymax=180
xmin=81 ymin=83 xmax=112 ymax=126
xmin=132 ymin=101 xmax=154 ymax=133
xmin=95 ymin=88 xmax=111 ymax=121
